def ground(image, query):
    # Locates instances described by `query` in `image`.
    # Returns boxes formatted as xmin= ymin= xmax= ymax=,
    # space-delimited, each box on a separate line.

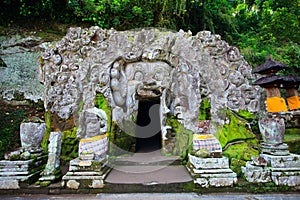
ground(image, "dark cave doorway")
xmin=135 ymin=99 xmax=162 ymax=153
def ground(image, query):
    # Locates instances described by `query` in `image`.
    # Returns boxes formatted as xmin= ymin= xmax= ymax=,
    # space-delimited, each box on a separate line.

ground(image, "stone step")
xmin=105 ymin=165 xmax=192 ymax=185
xmin=111 ymin=152 xmax=182 ymax=166
xmin=103 ymin=182 xmax=192 ymax=193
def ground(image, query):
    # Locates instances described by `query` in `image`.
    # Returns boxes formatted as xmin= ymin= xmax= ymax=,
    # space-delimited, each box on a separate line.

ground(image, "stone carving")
xmin=40 ymin=27 xmax=261 ymax=147
xmin=77 ymin=107 xmax=108 ymax=139
xmin=77 ymin=107 xmax=108 ymax=160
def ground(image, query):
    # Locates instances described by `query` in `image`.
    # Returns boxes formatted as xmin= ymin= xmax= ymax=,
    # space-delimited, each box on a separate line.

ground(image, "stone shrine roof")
xmin=253 ymin=58 xmax=288 ymax=75
xmin=253 ymin=75 xmax=300 ymax=88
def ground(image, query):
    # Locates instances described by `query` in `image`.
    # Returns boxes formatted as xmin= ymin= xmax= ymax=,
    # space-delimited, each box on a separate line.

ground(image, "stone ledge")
xmin=194 ymin=177 xmax=237 ymax=188
xmin=188 ymin=154 xmax=229 ymax=169
xmin=260 ymin=153 xmax=300 ymax=168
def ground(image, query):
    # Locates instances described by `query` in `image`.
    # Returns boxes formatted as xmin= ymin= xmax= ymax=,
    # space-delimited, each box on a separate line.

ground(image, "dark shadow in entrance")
xmin=135 ymin=99 xmax=162 ymax=153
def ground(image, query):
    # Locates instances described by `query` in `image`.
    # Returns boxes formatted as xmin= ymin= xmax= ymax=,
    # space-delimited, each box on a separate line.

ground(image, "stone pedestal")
xmin=242 ymin=153 xmax=300 ymax=186
xmin=187 ymin=154 xmax=237 ymax=188
xmin=260 ymin=143 xmax=290 ymax=156
xmin=39 ymin=132 xmax=62 ymax=185
xmin=0 ymin=150 xmax=45 ymax=189
xmin=62 ymin=156 xmax=111 ymax=189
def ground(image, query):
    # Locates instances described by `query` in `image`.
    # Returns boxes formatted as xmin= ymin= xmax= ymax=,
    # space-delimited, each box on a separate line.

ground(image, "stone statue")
xmin=77 ymin=107 xmax=108 ymax=160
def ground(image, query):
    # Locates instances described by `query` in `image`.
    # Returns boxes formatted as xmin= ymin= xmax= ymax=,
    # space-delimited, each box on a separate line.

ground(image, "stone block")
xmin=194 ymin=176 xmax=237 ymax=188
xmin=20 ymin=122 xmax=45 ymax=149
xmin=0 ymin=179 xmax=20 ymax=189
xmin=187 ymin=154 xmax=237 ymax=187
xmin=271 ymin=170 xmax=300 ymax=186
xmin=241 ymin=162 xmax=271 ymax=183
xmin=90 ymin=180 xmax=104 ymax=189
xmin=69 ymin=157 xmax=107 ymax=172
xmin=66 ymin=180 xmax=80 ymax=190
xmin=62 ymin=157 xmax=111 ymax=189
xmin=261 ymin=154 xmax=300 ymax=168
xmin=188 ymin=154 xmax=229 ymax=169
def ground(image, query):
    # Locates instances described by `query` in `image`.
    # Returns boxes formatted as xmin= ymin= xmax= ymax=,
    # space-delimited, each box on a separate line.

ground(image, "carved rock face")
xmin=40 ymin=27 xmax=261 ymax=135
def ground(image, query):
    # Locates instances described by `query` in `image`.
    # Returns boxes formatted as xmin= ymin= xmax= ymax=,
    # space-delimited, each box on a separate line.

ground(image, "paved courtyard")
xmin=1 ymin=193 xmax=300 ymax=200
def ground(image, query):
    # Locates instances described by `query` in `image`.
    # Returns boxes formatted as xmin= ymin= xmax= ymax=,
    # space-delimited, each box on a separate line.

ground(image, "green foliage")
xmin=284 ymin=128 xmax=300 ymax=155
xmin=223 ymin=142 xmax=259 ymax=161
xmin=0 ymin=108 xmax=24 ymax=159
xmin=68 ymin=0 xmax=155 ymax=30
xmin=234 ymin=0 xmax=300 ymax=75
xmin=95 ymin=93 xmax=112 ymax=133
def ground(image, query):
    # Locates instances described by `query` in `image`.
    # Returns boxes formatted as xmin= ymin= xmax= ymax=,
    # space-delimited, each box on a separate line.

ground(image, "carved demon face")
xmin=126 ymin=62 xmax=172 ymax=100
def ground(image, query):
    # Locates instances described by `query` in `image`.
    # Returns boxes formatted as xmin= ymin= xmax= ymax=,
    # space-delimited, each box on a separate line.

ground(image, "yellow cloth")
xmin=80 ymin=134 xmax=108 ymax=143
xmin=266 ymin=97 xmax=288 ymax=113
xmin=287 ymin=96 xmax=300 ymax=110
xmin=193 ymin=134 xmax=215 ymax=140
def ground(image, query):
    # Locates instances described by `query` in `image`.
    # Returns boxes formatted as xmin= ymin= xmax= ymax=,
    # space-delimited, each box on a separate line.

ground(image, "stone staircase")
xmin=104 ymin=150 xmax=193 ymax=192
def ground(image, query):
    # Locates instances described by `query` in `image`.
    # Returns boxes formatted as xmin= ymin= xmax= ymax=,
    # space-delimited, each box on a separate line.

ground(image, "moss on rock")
xmin=61 ymin=127 xmax=79 ymax=165
xmin=223 ymin=142 xmax=259 ymax=161
xmin=166 ymin=114 xmax=193 ymax=160
xmin=110 ymin=121 xmax=136 ymax=155
xmin=216 ymin=109 xmax=257 ymax=148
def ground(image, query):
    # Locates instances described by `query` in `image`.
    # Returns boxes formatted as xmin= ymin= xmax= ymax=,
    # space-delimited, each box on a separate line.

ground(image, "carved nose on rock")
xmin=143 ymin=79 xmax=156 ymax=86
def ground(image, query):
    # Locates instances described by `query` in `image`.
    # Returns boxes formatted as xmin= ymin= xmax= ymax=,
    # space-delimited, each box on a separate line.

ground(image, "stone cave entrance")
xmin=135 ymin=99 xmax=162 ymax=153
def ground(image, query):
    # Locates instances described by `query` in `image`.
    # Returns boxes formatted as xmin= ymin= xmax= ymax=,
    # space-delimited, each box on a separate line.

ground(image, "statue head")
xmin=79 ymin=107 xmax=108 ymax=139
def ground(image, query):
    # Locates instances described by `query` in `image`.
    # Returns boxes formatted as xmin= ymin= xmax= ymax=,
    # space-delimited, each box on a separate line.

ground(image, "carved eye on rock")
xmin=134 ymin=71 xmax=144 ymax=81
xmin=111 ymin=78 xmax=119 ymax=90
xmin=111 ymin=68 xmax=119 ymax=79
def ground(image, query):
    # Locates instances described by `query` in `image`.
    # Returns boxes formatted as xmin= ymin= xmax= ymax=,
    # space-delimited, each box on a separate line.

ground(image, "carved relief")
xmin=40 ymin=27 xmax=262 ymax=143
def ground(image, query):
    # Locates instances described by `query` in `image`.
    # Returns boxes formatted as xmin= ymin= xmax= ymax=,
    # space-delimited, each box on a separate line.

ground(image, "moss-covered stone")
xmin=61 ymin=128 xmax=79 ymax=165
xmin=109 ymin=121 xmax=136 ymax=155
xmin=198 ymin=99 xmax=211 ymax=120
xmin=40 ymin=180 xmax=51 ymax=187
xmin=41 ymin=110 xmax=51 ymax=152
xmin=95 ymin=93 xmax=112 ymax=134
xmin=165 ymin=114 xmax=193 ymax=160
xmin=230 ymin=158 xmax=246 ymax=177
xmin=223 ymin=142 xmax=259 ymax=161
xmin=216 ymin=109 xmax=257 ymax=148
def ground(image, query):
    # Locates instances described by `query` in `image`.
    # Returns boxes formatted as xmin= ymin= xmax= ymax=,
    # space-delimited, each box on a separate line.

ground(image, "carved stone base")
xmin=261 ymin=143 xmax=289 ymax=156
xmin=242 ymin=153 xmax=300 ymax=186
xmin=187 ymin=154 xmax=237 ymax=188
xmin=0 ymin=155 xmax=46 ymax=189
xmin=62 ymin=156 xmax=111 ymax=189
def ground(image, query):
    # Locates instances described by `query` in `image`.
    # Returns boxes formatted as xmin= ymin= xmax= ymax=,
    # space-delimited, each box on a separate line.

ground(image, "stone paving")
xmin=1 ymin=193 xmax=300 ymax=200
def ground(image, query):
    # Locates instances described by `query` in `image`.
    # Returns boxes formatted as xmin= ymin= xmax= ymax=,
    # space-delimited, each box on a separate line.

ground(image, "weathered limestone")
xmin=0 ymin=35 xmax=46 ymax=102
xmin=187 ymin=154 xmax=237 ymax=187
xmin=39 ymin=132 xmax=62 ymax=184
